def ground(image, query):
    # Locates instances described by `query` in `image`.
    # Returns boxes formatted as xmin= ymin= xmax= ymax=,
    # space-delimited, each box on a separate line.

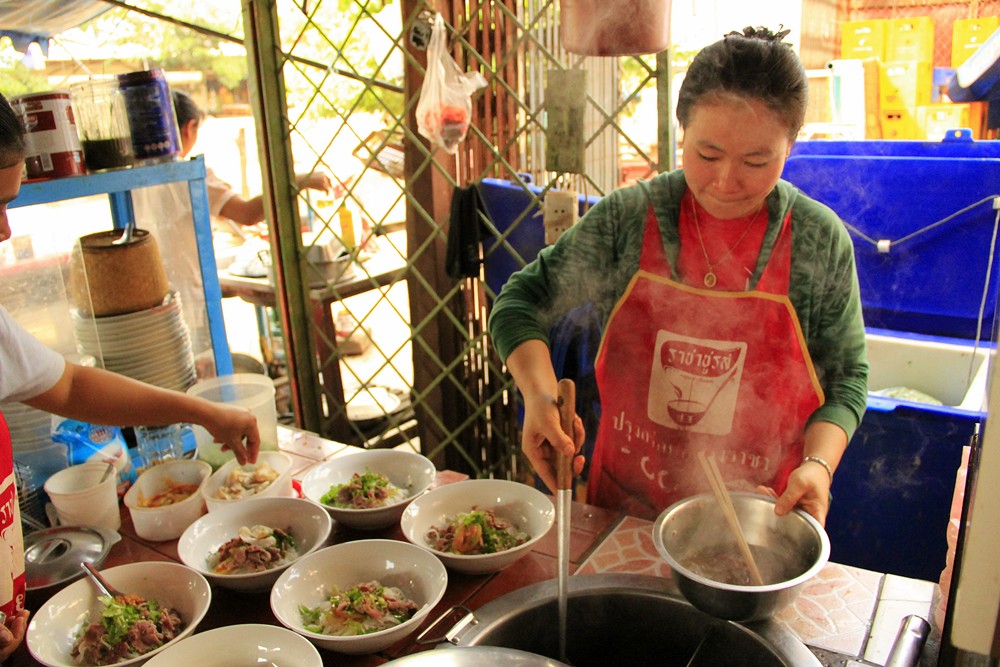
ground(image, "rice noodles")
xmin=299 ymin=580 xmax=418 ymax=636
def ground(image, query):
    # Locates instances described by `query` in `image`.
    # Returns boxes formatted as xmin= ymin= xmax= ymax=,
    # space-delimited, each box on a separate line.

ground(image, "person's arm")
xmin=218 ymin=172 xmax=335 ymax=226
xmin=488 ymin=180 xmax=656 ymax=490
xmin=24 ymin=363 xmax=261 ymax=464
xmin=773 ymin=193 xmax=869 ymax=525
xmin=505 ymin=340 xmax=584 ymax=493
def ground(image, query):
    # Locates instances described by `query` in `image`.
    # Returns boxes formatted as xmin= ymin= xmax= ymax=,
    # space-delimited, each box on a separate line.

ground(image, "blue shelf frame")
xmin=11 ymin=156 xmax=234 ymax=376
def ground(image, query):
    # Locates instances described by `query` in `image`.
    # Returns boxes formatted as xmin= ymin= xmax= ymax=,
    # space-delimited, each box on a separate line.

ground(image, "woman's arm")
xmin=218 ymin=171 xmax=336 ymax=226
xmin=24 ymin=364 xmax=261 ymax=464
xmin=505 ymin=340 xmax=585 ymax=493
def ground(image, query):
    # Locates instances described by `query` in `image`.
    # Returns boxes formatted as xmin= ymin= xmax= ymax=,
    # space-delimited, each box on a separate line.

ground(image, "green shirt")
xmin=487 ymin=169 xmax=869 ymax=440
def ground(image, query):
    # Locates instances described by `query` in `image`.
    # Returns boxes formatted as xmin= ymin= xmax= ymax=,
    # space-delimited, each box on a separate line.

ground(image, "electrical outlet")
xmin=544 ymin=190 xmax=578 ymax=244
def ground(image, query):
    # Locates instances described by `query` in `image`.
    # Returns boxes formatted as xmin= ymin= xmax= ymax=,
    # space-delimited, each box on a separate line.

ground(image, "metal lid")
xmin=23 ymin=526 xmax=120 ymax=591
xmin=382 ymin=647 xmax=570 ymax=666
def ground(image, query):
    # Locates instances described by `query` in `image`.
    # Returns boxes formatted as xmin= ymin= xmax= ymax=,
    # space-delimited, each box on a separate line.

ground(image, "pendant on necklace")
xmin=703 ymin=271 xmax=717 ymax=288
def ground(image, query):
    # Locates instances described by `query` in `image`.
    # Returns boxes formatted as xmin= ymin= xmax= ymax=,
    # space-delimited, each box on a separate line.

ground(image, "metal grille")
xmin=236 ymin=0 xmax=669 ymax=480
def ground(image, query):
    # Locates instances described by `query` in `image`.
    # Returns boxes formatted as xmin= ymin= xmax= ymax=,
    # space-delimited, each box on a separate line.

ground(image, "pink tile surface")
xmin=577 ymin=516 xmax=672 ymax=578
xmin=577 ymin=516 xmax=882 ymax=660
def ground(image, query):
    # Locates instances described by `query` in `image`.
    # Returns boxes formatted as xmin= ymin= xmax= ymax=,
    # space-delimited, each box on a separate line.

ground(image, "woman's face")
xmin=681 ymin=96 xmax=792 ymax=220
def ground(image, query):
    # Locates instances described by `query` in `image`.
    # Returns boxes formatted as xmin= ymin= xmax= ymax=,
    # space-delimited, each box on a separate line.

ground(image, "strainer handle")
xmin=415 ymin=604 xmax=477 ymax=645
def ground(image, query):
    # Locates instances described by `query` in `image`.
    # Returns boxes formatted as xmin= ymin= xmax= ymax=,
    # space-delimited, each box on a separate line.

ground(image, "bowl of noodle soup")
xmin=123 ymin=459 xmax=212 ymax=541
xmin=177 ymin=496 xmax=332 ymax=592
xmin=399 ymin=479 xmax=555 ymax=574
xmin=201 ymin=451 xmax=294 ymax=512
xmin=299 ymin=449 xmax=435 ymax=530
xmin=270 ymin=539 xmax=447 ymax=654
xmin=27 ymin=561 xmax=211 ymax=667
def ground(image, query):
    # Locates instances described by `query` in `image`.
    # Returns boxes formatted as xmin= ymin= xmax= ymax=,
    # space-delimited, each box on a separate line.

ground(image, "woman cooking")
xmin=488 ymin=26 xmax=868 ymax=526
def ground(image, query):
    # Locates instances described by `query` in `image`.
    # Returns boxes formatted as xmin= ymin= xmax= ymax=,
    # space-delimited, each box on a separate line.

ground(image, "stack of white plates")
xmin=72 ymin=291 xmax=197 ymax=392
xmin=2 ymin=402 xmax=55 ymax=452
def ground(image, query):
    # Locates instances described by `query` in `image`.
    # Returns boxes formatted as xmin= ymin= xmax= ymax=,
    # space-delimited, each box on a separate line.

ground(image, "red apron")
xmin=0 ymin=410 xmax=26 ymax=616
xmin=586 ymin=204 xmax=824 ymax=519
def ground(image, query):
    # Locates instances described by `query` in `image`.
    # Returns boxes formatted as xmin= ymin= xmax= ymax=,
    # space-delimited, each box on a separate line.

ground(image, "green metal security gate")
xmin=239 ymin=0 xmax=668 ymax=479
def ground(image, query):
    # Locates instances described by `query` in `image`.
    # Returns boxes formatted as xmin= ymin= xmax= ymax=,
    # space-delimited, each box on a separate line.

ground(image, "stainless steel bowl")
xmin=653 ymin=492 xmax=830 ymax=622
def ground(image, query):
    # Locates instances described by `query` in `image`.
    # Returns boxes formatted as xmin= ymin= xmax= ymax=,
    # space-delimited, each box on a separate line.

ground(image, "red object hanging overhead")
xmin=559 ymin=0 xmax=670 ymax=57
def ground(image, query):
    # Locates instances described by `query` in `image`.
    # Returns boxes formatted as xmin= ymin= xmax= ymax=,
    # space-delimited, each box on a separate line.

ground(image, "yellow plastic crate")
xmin=880 ymin=60 xmax=934 ymax=109
xmin=952 ymin=17 xmax=1000 ymax=67
xmin=916 ymin=103 xmax=971 ymax=140
xmin=880 ymin=108 xmax=920 ymax=139
xmin=842 ymin=19 xmax=887 ymax=60
xmin=887 ymin=17 xmax=935 ymax=62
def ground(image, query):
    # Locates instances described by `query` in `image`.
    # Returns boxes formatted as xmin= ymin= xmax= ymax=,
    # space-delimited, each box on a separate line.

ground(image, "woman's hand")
xmin=297 ymin=171 xmax=336 ymax=195
xmin=520 ymin=390 xmax=585 ymax=494
xmin=771 ymin=462 xmax=832 ymax=526
xmin=204 ymin=404 xmax=261 ymax=466
xmin=0 ymin=609 xmax=30 ymax=662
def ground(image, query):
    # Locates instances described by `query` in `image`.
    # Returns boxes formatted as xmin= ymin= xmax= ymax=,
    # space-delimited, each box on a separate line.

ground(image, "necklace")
xmin=690 ymin=198 xmax=766 ymax=288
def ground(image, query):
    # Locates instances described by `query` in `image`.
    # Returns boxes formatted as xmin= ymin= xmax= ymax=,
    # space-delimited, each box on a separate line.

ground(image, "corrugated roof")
xmin=0 ymin=0 xmax=111 ymax=53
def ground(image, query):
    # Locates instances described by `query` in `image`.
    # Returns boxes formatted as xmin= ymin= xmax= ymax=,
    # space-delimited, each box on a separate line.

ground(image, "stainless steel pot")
xmin=417 ymin=574 xmax=820 ymax=666
xmin=653 ymin=493 xmax=830 ymax=622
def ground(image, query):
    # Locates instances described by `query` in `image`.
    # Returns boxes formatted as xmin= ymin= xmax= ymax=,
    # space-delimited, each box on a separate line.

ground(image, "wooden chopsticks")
xmin=696 ymin=451 xmax=765 ymax=586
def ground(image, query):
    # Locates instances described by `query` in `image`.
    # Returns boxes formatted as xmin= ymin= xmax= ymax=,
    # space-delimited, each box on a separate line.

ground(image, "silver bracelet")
xmin=802 ymin=456 xmax=833 ymax=483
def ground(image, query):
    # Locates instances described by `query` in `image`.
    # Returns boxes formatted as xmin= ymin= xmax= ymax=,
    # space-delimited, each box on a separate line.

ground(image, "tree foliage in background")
xmin=0 ymin=0 xmax=402 ymax=119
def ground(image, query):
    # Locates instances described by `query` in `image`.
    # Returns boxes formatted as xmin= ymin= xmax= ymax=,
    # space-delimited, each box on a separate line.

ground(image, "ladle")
xmin=111 ymin=219 xmax=135 ymax=245
xmin=555 ymin=378 xmax=577 ymax=664
xmin=81 ymin=561 xmax=125 ymax=598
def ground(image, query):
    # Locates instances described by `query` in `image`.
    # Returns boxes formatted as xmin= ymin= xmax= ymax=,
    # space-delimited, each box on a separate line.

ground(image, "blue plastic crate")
xmin=784 ymin=135 xmax=1000 ymax=339
xmin=478 ymin=177 xmax=601 ymax=298
xmin=783 ymin=137 xmax=997 ymax=580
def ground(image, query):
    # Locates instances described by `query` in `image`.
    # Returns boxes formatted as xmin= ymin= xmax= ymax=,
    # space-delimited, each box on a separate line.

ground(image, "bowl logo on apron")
xmin=647 ymin=332 xmax=745 ymax=435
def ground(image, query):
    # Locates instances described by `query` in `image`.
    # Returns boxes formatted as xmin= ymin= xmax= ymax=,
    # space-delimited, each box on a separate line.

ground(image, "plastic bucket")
xmin=186 ymin=374 xmax=278 ymax=469
xmin=43 ymin=462 xmax=121 ymax=530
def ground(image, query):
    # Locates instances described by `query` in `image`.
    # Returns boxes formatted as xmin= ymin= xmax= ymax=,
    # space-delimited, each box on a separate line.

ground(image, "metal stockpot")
xmin=413 ymin=574 xmax=821 ymax=666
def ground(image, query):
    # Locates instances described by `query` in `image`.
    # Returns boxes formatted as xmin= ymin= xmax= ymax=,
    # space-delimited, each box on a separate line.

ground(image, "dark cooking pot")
xmin=415 ymin=574 xmax=820 ymax=667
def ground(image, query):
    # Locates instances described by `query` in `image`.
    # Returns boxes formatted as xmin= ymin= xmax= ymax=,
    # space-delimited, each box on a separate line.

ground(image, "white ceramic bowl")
xmin=399 ymin=479 xmax=555 ymax=575
xmin=177 ymin=496 xmax=332 ymax=592
xmin=123 ymin=459 xmax=212 ymax=541
xmin=143 ymin=623 xmax=323 ymax=667
xmin=300 ymin=449 xmax=436 ymax=530
xmin=201 ymin=451 xmax=294 ymax=512
xmin=27 ymin=561 xmax=211 ymax=667
xmin=270 ymin=539 xmax=448 ymax=654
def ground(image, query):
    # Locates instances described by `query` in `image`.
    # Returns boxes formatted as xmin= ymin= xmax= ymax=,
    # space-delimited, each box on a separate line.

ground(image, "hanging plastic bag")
xmin=416 ymin=13 xmax=487 ymax=154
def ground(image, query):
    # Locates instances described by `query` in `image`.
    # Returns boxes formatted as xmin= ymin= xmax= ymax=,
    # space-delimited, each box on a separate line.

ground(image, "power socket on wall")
xmin=544 ymin=190 xmax=578 ymax=244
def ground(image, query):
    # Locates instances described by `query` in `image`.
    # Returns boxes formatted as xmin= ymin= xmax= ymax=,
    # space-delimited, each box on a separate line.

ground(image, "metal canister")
xmin=117 ymin=69 xmax=181 ymax=164
xmin=11 ymin=92 xmax=86 ymax=180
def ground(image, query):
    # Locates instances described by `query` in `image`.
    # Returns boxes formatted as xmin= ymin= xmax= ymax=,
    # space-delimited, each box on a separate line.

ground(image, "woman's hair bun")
xmin=725 ymin=25 xmax=792 ymax=45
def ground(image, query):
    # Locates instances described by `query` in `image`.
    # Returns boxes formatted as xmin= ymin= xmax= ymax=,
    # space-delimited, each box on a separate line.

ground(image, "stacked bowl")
xmin=72 ymin=290 xmax=196 ymax=391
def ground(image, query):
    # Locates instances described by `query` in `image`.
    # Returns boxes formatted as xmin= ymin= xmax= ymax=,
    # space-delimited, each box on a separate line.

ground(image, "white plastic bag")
xmin=416 ymin=13 xmax=487 ymax=154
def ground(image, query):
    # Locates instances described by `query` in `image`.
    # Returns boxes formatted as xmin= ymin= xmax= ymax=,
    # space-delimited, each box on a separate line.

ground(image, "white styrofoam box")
xmin=866 ymin=330 xmax=989 ymax=411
